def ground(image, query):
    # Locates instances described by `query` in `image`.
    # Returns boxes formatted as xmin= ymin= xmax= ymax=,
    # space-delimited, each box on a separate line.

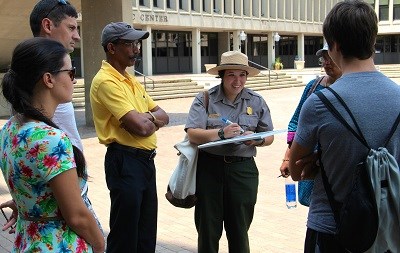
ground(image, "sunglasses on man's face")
xmin=44 ymin=0 xmax=68 ymax=18
xmin=51 ymin=67 xmax=76 ymax=81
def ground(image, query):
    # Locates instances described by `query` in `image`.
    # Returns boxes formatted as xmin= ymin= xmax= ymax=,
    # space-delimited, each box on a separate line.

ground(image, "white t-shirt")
xmin=52 ymin=102 xmax=84 ymax=151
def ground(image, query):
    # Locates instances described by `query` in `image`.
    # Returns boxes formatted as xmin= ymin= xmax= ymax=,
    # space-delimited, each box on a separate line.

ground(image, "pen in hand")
xmin=221 ymin=118 xmax=244 ymax=134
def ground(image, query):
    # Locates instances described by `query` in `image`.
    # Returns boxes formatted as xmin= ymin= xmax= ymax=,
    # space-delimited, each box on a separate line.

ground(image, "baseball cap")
xmin=316 ymin=42 xmax=329 ymax=56
xmin=101 ymin=22 xmax=149 ymax=47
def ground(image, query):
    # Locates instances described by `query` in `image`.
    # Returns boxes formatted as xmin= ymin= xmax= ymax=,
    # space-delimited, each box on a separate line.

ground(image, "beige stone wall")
xmin=0 ymin=74 xmax=11 ymax=117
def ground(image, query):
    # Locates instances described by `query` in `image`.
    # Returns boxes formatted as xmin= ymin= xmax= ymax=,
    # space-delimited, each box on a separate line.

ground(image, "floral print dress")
xmin=0 ymin=118 xmax=94 ymax=253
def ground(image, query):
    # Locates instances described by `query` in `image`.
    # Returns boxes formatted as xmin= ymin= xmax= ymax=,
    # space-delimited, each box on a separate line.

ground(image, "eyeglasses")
xmin=51 ymin=67 xmax=76 ymax=81
xmin=117 ymin=40 xmax=141 ymax=50
xmin=44 ymin=0 xmax=68 ymax=18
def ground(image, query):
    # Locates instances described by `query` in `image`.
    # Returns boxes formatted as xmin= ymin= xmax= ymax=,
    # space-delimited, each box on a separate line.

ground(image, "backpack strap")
xmin=316 ymin=88 xmax=370 ymax=225
xmin=316 ymin=88 xmax=400 ymax=226
xmin=318 ymin=145 xmax=341 ymax=224
xmin=315 ymin=88 xmax=370 ymax=149
xmin=384 ymin=113 xmax=400 ymax=147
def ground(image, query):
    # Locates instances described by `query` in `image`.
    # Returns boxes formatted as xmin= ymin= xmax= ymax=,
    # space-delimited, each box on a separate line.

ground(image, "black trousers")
xmin=304 ymin=228 xmax=347 ymax=253
xmin=105 ymin=144 xmax=158 ymax=253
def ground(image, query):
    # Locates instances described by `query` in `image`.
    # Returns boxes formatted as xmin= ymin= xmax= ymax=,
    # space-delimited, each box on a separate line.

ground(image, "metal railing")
xmin=134 ymin=69 xmax=155 ymax=90
xmin=248 ymin=60 xmax=279 ymax=86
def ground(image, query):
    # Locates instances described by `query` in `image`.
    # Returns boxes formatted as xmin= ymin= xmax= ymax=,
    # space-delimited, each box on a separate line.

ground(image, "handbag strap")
xmin=203 ymin=90 xmax=209 ymax=114
xmin=306 ymin=76 xmax=325 ymax=97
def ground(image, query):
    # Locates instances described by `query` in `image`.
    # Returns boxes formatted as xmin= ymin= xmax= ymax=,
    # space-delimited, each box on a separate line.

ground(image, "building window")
xmin=364 ymin=0 xmax=375 ymax=9
xmin=250 ymin=36 xmax=268 ymax=56
xmin=179 ymin=0 xmax=183 ymax=9
xmin=233 ymin=0 xmax=239 ymax=15
xmin=167 ymin=0 xmax=171 ymax=9
xmin=379 ymin=0 xmax=389 ymax=21
xmin=192 ymin=0 xmax=195 ymax=11
xmin=139 ymin=0 xmax=144 ymax=6
xmin=304 ymin=37 xmax=323 ymax=55
xmin=154 ymin=0 xmax=158 ymax=7
xmin=200 ymin=33 xmax=218 ymax=57
xmin=394 ymin=0 xmax=400 ymax=20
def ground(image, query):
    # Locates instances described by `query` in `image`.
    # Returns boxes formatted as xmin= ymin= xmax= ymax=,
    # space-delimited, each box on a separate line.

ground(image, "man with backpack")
xmin=288 ymin=1 xmax=400 ymax=252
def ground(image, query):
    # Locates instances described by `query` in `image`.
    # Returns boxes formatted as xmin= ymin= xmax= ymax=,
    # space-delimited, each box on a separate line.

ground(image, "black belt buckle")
xmin=148 ymin=150 xmax=157 ymax=160
xmin=224 ymin=156 xmax=239 ymax=163
xmin=223 ymin=155 xmax=250 ymax=163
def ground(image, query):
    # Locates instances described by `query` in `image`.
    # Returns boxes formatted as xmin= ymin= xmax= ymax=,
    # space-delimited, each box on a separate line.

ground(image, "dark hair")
xmin=217 ymin=70 xmax=226 ymax=78
xmin=103 ymin=39 xmax=120 ymax=53
xmin=1 ymin=37 xmax=86 ymax=178
xmin=30 ymin=0 xmax=78 ymax=37
xmin=323 ymin=0 xmax=377 ymax=60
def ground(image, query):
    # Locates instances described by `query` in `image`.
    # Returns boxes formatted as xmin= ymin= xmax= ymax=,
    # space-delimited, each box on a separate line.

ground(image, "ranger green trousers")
xmin=195 ymin=151 xmax=259 ymax=253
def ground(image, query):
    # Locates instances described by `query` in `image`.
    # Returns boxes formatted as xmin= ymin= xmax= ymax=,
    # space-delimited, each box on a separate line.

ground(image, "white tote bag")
xmin=165 ymin=135 xmax=198 ymax=208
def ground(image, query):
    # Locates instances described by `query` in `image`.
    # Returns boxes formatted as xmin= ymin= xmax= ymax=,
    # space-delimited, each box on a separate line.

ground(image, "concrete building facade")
xmin=87 ymin=0 xmax=400 ymax=76
xmin=2 ymin=0 xmax=400 ymax=76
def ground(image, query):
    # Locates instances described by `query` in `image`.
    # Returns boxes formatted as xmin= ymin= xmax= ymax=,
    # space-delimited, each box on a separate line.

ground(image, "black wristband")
xmin=218 ymin=128 xmax=225 ymax=140
xmin=256 ymin=138 xmax=265 ymax=147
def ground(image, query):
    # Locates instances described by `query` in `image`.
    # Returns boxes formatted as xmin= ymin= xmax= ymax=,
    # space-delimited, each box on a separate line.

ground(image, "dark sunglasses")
xmin=51 ymin=67 xmax=76 ymax=81
xmin=44 ymin=0 xmax=68 ymax=18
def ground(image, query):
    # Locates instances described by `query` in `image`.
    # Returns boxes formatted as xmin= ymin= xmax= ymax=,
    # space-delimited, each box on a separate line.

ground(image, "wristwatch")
xmin=218 ymin=128 xmax=225 ymax=140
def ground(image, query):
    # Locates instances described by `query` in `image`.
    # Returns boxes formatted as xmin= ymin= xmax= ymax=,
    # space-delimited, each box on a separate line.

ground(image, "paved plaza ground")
xmin=0 ymin=86 xmax=310 ymax=252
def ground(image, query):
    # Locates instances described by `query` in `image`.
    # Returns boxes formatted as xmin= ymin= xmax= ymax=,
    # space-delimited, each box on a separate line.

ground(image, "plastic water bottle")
xmin=285 ymin=176 xmax=297 ymax=209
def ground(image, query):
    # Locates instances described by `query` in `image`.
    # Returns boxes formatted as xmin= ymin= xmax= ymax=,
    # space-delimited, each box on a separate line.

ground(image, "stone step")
xmin=71 ymin=72 xmax=305 ymax=107
xmin=150 ymin=92 xmax=205 ymax=101
xmin=143 ymin=83 xmax=200 ymax=92
xmin=146 ymin=87 xmax=205 ymax=97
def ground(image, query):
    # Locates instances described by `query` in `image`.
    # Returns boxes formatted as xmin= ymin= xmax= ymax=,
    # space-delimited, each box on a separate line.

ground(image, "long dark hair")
xmin=1 ymin=37 xmax=86 ymax=178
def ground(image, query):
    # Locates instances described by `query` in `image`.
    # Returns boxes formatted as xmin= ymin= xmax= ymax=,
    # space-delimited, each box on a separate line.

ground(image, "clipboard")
xmin=198 ymin=129 xmax=287 ymax=149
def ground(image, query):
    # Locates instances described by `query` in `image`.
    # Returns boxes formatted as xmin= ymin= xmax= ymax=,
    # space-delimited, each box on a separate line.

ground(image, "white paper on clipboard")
xmin=198 ymin=129 xmax=287 ymax=149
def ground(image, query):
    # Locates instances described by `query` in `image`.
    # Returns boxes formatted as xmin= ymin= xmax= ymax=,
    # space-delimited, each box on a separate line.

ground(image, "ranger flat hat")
xmin=207 ymin=51 xmax=260 ymax=77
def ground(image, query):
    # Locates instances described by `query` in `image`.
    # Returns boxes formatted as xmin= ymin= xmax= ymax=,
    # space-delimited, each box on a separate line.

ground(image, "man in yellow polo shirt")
xmin=90 ymin=22 xmax=169 ymax=253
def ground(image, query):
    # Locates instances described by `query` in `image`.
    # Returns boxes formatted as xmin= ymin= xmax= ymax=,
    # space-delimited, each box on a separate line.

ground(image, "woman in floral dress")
xmin=0 ymin=37 xmax=105 ymax=252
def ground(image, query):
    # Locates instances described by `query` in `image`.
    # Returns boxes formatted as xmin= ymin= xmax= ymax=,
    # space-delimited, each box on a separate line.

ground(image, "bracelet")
xmin=282 ymin=159 xmax=289 ymax=162
xmin=256 ymin=138 xmax=265 ymax=147
xmin=147 ymin=111 xmax=156 ymax=122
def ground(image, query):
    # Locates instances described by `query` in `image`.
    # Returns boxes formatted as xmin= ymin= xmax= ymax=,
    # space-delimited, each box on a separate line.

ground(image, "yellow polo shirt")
xmin=90 ymin=60 xmax=157 ymax=150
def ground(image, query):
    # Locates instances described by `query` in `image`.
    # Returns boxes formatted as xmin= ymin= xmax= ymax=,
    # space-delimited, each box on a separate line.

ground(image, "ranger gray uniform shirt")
xmin=185 ymin=84 xmax=273 ymax=157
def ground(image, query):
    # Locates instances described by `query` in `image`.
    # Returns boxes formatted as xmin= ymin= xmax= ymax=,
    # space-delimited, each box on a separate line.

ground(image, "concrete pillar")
xmin=297 ymin=33 xmax=305 ymax=61
xmin=232 ymin=30 xmax=240 ymax=51
xmin=192 ymin=28 xmax=201 ymax=74
xmin=142 ymin=25 xmax=152 ymax=76
xmin=218 ymin=32 xmax=230 ymax=53
xmin=268 ymin=31 xmax=276 ymax=69
xmin=217 ymin=32 xmax=230 ymax=61
xmin=81 ymin=0 xmax=133 ymax=126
